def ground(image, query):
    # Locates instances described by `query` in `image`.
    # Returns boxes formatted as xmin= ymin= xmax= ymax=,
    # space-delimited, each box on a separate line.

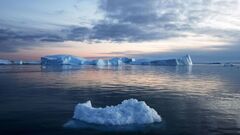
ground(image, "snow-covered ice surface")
xmin=71 ymin=99 xmax=161 ymax=125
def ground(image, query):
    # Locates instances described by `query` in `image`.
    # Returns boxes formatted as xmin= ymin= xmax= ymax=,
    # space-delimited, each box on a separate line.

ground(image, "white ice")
xmin=72 ymin=99 xmax=161 ymax=125
xmin=41 ymin=54 xmax=86 ymax=65
xmin=177 ymin=54 xmax=193 ymax=66
xmin=40 ymin=54 xmax=192 ymax=66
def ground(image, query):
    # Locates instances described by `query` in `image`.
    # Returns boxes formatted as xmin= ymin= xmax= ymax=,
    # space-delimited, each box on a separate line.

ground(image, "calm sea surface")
xmin=0 ymin=65 xmax=239 ymax=135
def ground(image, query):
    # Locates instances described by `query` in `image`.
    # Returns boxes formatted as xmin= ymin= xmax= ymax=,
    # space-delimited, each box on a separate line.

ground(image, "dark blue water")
xmin=0 ymin=65 xmax=240 ymax=135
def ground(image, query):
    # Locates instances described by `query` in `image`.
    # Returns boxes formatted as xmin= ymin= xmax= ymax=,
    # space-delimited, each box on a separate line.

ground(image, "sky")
xmin=0 ymin=0 xmax=240 ymax=62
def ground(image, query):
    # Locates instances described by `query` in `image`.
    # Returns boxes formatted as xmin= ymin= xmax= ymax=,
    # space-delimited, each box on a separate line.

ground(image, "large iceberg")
xmin=40 ymin=54 xmax=193 ymax=66
xmin=41 ymin=54 xmax=86 ymax=65
xmin=72 ymin=99 xmax=161 ymax=125
xmin=40 ymin=55 xmax=135 ymax=66
xmin=0 ymin=59 xmax=12 ymax=65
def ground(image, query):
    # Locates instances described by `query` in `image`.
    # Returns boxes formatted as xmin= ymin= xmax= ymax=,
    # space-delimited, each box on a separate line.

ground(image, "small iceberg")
xmin=0 ymin=59 xmax=12 ymax=65
xmin=71 ymin=99 xmax=161 ymax=125
xmin=223 ymin=63 xmax=235 ymax=67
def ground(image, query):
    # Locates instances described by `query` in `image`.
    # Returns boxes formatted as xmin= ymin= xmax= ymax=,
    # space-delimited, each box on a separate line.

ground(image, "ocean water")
xmin=0 ymin=65 xmax=239 ymax=135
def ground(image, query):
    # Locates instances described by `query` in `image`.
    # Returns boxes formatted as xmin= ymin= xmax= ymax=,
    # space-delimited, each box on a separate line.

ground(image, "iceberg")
xmin=150 ymin=55 xmax=193 ymax=66
xmin=92 ymin=57 xmax=134 ymax=66
xmin=131 ymin=55 xmax=193 ymax=66
xmin=130 ymin=59 xmax=151 ymax=65
xmin=150 ymin=59 xmax=178 ymax=66
xmin=108 ymin=57 xmax=123 ymax=66
xmin=0 ymin=59 xmax=12 ymax=65
xmin=177 ymin=54 xmax=193 ymax=66
xmin=13 ymin=60 xmax=23 ymax=65
xmin=41 ymin=54 xmax=86 ymax=65
xmin=14 ymin=60 xmax=40 ymax=65
xmin=223 ymin=63 xmax=235 ymax=67
xmin=94 ymin=59 xmax=109 ymax=66
xmin=23 ymin=61 xmax=41 ymax=65
xmin=223 ymin=63 xmax=240 ymax=69
xmin=40 ymin=54 xmax=192 ymax=66
xmin=72 ymin=99 xmax=161 ymax=125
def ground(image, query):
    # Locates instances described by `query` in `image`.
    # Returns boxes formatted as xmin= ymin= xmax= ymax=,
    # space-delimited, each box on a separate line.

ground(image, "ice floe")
xmin=72 ymin=99 xmax=161 ymax=125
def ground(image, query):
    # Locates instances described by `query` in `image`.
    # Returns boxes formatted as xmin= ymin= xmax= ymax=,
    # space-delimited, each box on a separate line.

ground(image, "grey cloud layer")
xmin=0 ymin=0 xmax=239 ymax=52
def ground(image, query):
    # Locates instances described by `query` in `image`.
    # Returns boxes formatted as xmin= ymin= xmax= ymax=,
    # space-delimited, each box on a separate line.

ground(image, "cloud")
xmin=66 ymin=26 xmax=91 ymax=41
xmin=67 ymin=0 xmax=240 ymax=42
xmin=0 ymin=0 xmax=240 ymax=53
xmin=96 ymin=0 xmax=240 ymax=41
xmin=98 ymin=50 xmax=145 ymax=55
xmin=0 ymin=28 xmax=65 ymax=52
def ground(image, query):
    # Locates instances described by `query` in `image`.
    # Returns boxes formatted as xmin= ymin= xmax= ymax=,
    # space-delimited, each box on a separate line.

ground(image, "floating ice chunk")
xmin=0 ymin=59 xmax=12 ymax=65
xmin=41 ymin=54 xmax=86 ymax=65
xmin=72 ymin=99 xmax=161 ymax=125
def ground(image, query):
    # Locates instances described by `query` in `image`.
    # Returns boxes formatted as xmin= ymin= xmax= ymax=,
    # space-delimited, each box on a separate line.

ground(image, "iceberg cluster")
xmin=40 ymin=54 xmax=193 ymax=66
xmin=72 ymin=99 xmax=161 ymax=125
